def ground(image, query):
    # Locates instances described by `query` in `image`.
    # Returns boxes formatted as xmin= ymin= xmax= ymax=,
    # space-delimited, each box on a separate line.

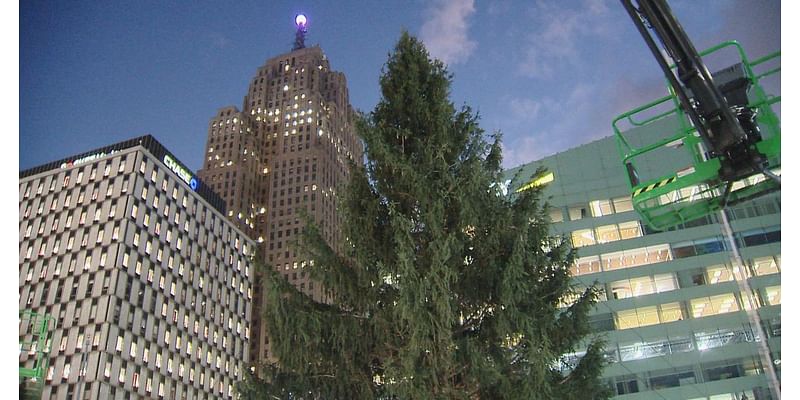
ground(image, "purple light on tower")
xmin=293 ymin=13 xmax=308 ymax=50
xmin=295 ymin=13 xmax=307 ymax=28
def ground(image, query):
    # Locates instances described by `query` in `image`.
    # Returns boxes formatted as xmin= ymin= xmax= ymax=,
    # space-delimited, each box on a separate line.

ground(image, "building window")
xmin=567 ymin=204 xmax=587 ymax=220
xmin=617 ymin=221 xmax=641 ymax=240
xmin=595 ymin=224 xmax=620 ymax=244
xmin=690 ymin=293 xmax=739 ymax=318
xmin=610 ymin=273 xmax=677 ymax=299
xmin=570 ymin=229 xmax=596 ymax=248
xmin=615 ymin=302 xmax=683 ymax=329
xmin=752 ymin=256 xmax=780 ymax=276
xmin=764 ymin=286 xmax=781 ymax=306
xmin=589 ymin=199 xmax=614 ymax=217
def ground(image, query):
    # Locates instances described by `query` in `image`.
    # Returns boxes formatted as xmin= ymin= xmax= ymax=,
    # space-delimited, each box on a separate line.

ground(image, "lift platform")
xmin=613 ymin=40 xmax=780 ymax=231
xmin=19 ymin=310 xmax=54 ymax=400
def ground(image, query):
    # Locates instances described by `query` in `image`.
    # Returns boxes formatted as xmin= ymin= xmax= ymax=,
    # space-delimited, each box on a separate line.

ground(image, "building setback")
xmin=19 ymin=135 xmax=255 ymax=400
xmin=198 ymin=41 xmax=363 ymax=363
xmin=504 ymin=132 xmax=780 ymax=400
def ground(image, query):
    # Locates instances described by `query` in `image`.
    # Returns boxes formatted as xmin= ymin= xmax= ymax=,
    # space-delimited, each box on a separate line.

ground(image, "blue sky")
xmin=20 ymin=0 xmax=780 ymax=171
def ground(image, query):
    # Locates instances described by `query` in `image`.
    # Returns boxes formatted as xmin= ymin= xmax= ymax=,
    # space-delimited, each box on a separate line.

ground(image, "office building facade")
xmin=198 ymin=42 xmax=363 ymax=362
xmin=19 ymin=136 xmax=255 ymax=400
xmin=504 ymin=134 xmax=780 ymax=400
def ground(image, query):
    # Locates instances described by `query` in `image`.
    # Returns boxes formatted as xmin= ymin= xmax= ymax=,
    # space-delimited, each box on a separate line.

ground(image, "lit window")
xmin=548 ymin=208 xmax=564 ymax=223
xmin=705 ymin=264 xmax=740 ymax=284
xmin=617 ymin=221 xmax=641 ymax=240
xmin=589 ymin=199 xmax=614 ymax=217
xmin=752 ymin=256 xmax=780 ymax=276
xmin=690 ymin=293 xmax=739 ymax=318
xmin=612 ymin=196 xmax=634 ymax=213
xmin=653 ymin=273 xmax=678 ymax=293
xmin=764 ymin=286 xmax=781 ymax=305
xmin=568 ymin=204 xmax=587 ymax=221
xmin=595 ymin=224 xmax=620 ymax=244
xmin=132 ymin=372 xmax=140 ymax=389
xmin=611 ymin=276 xmax=653 ymax=299
xmin=659 ymin=302 xmax=683 ymax=322
xmin=615 ymin=306 xmax=659 ymax=329
xmin=571 ymin=229 xmax=596 ymax=247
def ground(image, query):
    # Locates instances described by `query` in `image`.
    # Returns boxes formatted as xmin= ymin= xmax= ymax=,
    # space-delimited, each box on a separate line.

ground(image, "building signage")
xmin=60 ymin=150 xmax=117 ymax=169
xmin=515 ymin=172 xmax=555 ymax=193
xmin=164 ymin=154 xmax=198 ymax=190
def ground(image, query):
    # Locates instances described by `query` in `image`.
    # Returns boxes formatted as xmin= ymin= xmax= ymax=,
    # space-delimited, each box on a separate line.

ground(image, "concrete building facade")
xmin=19 ymin=135 xmax=255 ymax=400
xmin=504 ymin=133 xmax=780 ymax=400
xmin=198 ymin=43 xmax=363 ymax=363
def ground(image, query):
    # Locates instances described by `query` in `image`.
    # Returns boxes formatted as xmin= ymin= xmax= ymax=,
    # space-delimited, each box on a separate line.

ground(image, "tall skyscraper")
xmin=19 ymin=136 xmax=255 ymax=400
xmin=198 ymin=16 xmax=363 ymax=363
xmin=504 ymin=133 xmax=780 ymax=400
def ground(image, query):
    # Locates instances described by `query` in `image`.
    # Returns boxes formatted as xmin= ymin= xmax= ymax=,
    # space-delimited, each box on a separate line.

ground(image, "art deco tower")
xmin=198 ymin=15 xmax=363 ymax=363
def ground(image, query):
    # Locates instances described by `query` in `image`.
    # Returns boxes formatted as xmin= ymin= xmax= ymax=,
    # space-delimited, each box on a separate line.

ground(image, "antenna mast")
xmin=293 ymin=14 xmax=308 ymax=50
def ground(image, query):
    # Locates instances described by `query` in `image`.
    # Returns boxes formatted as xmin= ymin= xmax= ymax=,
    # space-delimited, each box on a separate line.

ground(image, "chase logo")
xmin=164 ymin=154 xmax=198 ymax=191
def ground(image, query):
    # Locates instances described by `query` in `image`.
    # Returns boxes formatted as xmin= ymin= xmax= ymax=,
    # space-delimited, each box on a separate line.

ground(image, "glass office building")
xmin=504 ymin=133 xmax=780 ymax=400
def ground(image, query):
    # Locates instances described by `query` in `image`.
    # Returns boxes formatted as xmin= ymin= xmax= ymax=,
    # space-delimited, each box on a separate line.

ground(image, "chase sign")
xmin=164 ymin=154 xmax=198 ymax=191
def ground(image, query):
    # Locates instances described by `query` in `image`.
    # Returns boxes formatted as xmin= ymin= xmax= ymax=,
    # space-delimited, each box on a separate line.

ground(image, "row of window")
xmin=554 ymin=191 xmax=778 ymax=229
xmin=564 ymin=256 xmax=780 ymax=315
xmin=133 ymin=166 xmax=251 ymax=254
xmin=551 ymin=196 xmax=634 ymax=222
xmin=570 ymin=214 xmax=780 ymax=252
xmin=118 ymin=268 xmax=250 ymax=344
xmin=128 ymin=207 xmax=251 ymax=297
xmin=44 ymin=352 xmax=238 ymax=399
xmin=605 ymin=288 xmax=780 ymax=331
xmin=609 ymin=356 xmax=766 ymax=396
xmin=20 ymin=154 xmax=252 ymax=258
xmin=20 ymin=153 xmax=135 ymax=202
xmin=570 ymin=227 xmax=780 ymax=278
xmin=122 ymin=277 xmax=248 ymax=347
xmin=562 ymin=323 xmax=776 ymax=369
xmin=570 ymin=220 xmax=641 ymax=247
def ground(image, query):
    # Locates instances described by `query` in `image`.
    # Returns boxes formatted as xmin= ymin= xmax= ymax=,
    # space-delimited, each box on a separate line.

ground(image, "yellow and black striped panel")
xmin=633 ymin=176 xmax=677 ymax=197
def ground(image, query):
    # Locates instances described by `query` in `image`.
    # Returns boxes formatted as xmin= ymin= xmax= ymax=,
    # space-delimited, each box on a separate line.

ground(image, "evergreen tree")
xmin=241 ymin=32 xmax=610 ymax=400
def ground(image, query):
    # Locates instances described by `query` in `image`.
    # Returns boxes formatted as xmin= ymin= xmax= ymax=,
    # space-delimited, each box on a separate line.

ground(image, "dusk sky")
xmin=20 ymin=0 xmax=780 ymax=172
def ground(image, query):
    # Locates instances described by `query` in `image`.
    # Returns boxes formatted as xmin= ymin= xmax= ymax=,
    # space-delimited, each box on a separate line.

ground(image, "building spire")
xmin=293 ymin=13 xmax=308 ymax=50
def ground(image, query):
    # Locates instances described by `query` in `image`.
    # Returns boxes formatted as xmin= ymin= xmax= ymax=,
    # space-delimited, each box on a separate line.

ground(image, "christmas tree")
xmin=240 ymin=31 xmax=610 ymax=400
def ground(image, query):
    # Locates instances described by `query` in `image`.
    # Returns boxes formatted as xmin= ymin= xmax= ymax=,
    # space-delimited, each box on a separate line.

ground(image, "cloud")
xmin=508 ymin=97 xmax=543 ymax=121
xmin=419 ymin=0 xmax=477 ymax=65
xmin=517 ymin=0 xmax=611 ymax=79
xmin=500 ymin=84 xmax=598 ymax=167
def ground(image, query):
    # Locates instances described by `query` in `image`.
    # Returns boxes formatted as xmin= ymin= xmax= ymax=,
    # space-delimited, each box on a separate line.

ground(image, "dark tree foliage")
xmin=240 ymin=32 xmax=611 ymax=400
